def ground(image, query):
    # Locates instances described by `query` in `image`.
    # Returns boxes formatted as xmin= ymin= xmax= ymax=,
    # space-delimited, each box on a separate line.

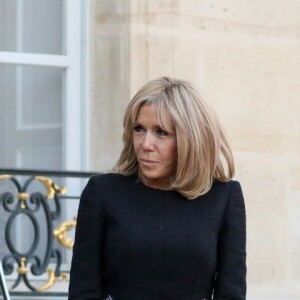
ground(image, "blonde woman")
xmin=69 ymin=77 xmax=246 ymax=300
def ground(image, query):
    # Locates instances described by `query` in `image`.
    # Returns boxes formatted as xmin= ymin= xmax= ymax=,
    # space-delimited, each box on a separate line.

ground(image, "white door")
xmin=0 ymin=0 xmax=88 ymax=290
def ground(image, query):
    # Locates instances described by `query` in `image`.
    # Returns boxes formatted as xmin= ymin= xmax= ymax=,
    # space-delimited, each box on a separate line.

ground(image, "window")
xmin=0 ymin=0 xmax=88 ymax=290
xmin=0 ymin=0 xmax=87 ymax=173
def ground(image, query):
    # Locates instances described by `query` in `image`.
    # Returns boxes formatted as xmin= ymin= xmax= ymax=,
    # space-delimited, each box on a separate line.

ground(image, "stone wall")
xmin=89 ymin=1 xmax=300 ymax=298
xmin=89 ymin=0 xmax=130 ymax=171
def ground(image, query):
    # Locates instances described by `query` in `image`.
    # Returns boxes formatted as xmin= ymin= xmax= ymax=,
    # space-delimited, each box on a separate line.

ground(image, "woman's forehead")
xmin=135 ymin=103 xmax=174 ymax=129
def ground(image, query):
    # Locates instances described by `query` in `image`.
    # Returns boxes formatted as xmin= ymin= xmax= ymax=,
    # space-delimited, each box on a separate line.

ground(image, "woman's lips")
xmin=139 ymin=159 xmax=159 ymax=164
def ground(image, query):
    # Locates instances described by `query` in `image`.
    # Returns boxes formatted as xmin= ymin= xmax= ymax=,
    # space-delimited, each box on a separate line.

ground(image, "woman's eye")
xmin=156 ymin=128 xmax=168 ymax=136
xmin=133 ymin=125 xmax=144 ymax=132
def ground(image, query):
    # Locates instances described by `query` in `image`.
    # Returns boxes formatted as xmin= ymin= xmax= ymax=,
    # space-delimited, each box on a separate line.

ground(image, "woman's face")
xmin=133 ymin=103 xmax=177 ymax=189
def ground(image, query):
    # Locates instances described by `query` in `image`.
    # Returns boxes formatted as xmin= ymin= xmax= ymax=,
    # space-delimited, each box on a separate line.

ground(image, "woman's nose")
xmin=142 ymin=132 xmax=155 ymax=151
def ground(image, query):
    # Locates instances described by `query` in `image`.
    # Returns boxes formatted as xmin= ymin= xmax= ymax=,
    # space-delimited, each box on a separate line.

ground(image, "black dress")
xmin=68 ymin=173 xmax=246 ymax=300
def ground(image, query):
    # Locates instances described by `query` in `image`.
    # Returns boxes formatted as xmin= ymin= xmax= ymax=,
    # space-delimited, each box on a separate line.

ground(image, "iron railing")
xmin=0 ymin=168 xmax=99 ymax=298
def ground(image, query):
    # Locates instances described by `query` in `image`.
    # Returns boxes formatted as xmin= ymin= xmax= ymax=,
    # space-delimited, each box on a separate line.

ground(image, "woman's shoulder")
xmin=212 ymin=179 xmax=242 ymax=192
xmin=204 ymin=180 xmax=246 ymax=225
xmin=91 ymin=172 xmax=135 ymax=181
xmin=87 ymin=172 xmax=137 ymax=190
xmin=81 ymin=173 xmax=138 ymax=207
xmin=207 ymin=179 xmax=244 ymax=204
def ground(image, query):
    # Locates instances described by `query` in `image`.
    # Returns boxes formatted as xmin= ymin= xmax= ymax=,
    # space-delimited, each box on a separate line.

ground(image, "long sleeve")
xmin=68 ymin=176 xmax=104 ymax=300
xmin=213 ymin=181 xmax=247 ymax=300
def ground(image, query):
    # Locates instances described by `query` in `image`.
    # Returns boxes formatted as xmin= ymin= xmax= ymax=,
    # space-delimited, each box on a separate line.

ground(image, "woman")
xmin=69 ymin=77 xmax=246 ymax=299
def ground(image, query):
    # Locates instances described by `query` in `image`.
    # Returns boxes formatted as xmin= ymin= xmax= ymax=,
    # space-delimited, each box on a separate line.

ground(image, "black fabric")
xmin=68 ymin=173 xmax=246 ymax=300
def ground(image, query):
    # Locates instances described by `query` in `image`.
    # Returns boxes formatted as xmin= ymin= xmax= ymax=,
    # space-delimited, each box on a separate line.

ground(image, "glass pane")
xmin=0 ymin=0 xmax=65 ymax=55
xmin=0 ymin=64 xmax=64 ymax=170
xmin=21 ymin=67 xmax=63 ymax=127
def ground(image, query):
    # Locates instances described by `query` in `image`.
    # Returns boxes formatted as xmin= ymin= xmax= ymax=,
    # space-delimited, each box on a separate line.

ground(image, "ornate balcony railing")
xmin=0 ymin=168 xmax=99 ymax=298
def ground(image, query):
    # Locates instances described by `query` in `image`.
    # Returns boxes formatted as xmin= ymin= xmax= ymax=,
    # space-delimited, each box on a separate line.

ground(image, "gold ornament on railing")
xmin=0 ymin=174 xmax=12 ymax=180
xmin=36 ymin=269 xmax=56 ymax=292
xmin=35 ymin=176 xmax=67 ymax=199
xmin=53 ymin=218 xmax=77 ymax=249
xmin=36 ymin=269 xmax=69 ymax=292
xmin=17 ymin=192 xmax=30 ymax=209
xmin=17 ymin=257 xmax=29 ymax=274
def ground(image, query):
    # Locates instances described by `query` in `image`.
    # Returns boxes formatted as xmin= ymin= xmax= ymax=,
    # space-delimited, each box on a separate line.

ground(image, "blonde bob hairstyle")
xmin=113 ymin=76 xmax=235 ymax=199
